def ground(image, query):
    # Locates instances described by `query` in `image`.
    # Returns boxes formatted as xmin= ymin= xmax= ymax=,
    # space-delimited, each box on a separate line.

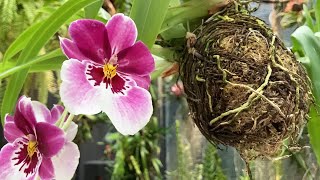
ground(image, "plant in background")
xmin=169 ymin=120 xmax=194 ymax=179
xmin=202 ymin=144 xmax=226 ymax=180
xmin=291 ymin=0 xmax=320 ymax=167
xmin=277 ymin=0 xmax=305 ymax=28
xmin=112 ymin=0 xmax=132 ymax=15
xmin=105 ymin=117 xmax=163 ymax=180
xmin=0 ymin=0 xmax=42 ymax=53
xmin=167 ymin=120 xmax=226 ymax=180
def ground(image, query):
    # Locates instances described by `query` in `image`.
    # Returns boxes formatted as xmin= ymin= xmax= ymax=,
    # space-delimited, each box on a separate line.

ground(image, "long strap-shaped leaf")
xmin=315 ymin=0 xmax=320 ymax=32
xmin=292 ymin=25 xmax=320 ymax=166
xmin=130 ymin=0 xmax=171 ymax=49
xmin=1 ymin=0 xmax=101 ymax=125
xmin=0 ymin=49 xmax=64 ymax=79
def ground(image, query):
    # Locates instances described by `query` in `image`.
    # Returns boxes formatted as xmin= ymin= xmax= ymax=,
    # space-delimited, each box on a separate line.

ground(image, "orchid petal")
xmin=101 ymin=86 xmax=153 ymax=135
xmin=60 ymin=59 xmax=104 ymax=115
xmin=69 ymin=19 xmax=109 ymax=64
xmin=125 ymin=74 xmax=151 ymax=90
xmin=118 ymin=41 xmax=155 ymax=76
xmin=36 ymin=122 xmax=65 ymax=157
xmin=4 ymin=121 xmax=24 ymax=143
xmin=106 ymin=13 xmax=137 ymax=54
xmin=60 ymin=37 xmax=89 ymax=61
xmin=50 ymin=105 xmax=64 ymax=124
xmin=51 ymin=142 xmax=80 ymax=180
xmin=31 ymin=101 xmax=51 ymax=123
xmin=39 ymin=158 xmax=54 ymax=180
xmin=14 ymin=96 xmax=36 ymax=135
xmin=66 ymin=122 xmax=78 ymax=141
xmin=0 ymin=141 xmax=38 ymax=180
xmin=5 ymin=114 xmax=14 ymax=122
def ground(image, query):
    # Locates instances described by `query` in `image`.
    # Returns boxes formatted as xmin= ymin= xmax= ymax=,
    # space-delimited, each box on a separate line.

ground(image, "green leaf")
xmin=315 ymin=0 xmax=320 ymax=31
xmin=161 ymin=0 xmax=224 ymax=33
xmin=150 ymin=45 xmax=175 ymax=79
xmin=151 ymin=158 xmax=162 ymax=175
xmin=292 ymin=26 xmax=320 ymax=101
xmin=29 ymin=59 xmax=65 ymax=72
xmin=169 ymin=0 xmax=181 ymax=7
xmin=84 ymin=0 xmax=103 ymax=19
xmin=308 ymin=106 xmax=320 ymax=166
xmin=0 ymin=49 xmax=64 ymax=79
xmin=161 ymin=24 xmax=186 ymax=40
xmin=130 ymin=0 xmax=171 ymax=48
xmin=291 ymin=25 xmax=320 ymax=166
xmin=302 ymin=5 xmax=314 ymax=31
xmin=1 ymin=0 xmax=101 ymax=125
xmin=105 ymin=132 xmax=121 ymax=142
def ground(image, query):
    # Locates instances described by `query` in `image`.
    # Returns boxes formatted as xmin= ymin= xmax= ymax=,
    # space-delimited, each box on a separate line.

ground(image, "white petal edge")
xmin=51 ymin=142 xmax=80 ymax=180
xmin=100 ymin=86 xmax=153 ymax=135
xmin=66 ymin=122 xmax=78 ymax=141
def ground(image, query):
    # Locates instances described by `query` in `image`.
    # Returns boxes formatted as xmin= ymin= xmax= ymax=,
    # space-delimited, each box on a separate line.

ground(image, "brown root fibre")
xmin=180 ymin=6 xmax=311 ymax=160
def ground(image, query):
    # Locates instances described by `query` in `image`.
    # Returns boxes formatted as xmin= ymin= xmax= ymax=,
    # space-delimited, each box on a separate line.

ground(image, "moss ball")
xmin=180 ymin=6 xmax=311 ymax=159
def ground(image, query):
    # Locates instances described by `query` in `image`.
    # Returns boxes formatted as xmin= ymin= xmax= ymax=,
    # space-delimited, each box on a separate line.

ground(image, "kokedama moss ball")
xmin=180 ymin=6 xmax=311 ymax=159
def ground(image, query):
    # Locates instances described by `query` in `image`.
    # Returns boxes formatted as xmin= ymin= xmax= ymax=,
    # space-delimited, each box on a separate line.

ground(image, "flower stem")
xmin=62 ymin=114 xmax=75 ymax=131
xmin=55 ymin=108 xmax=68 ymax=128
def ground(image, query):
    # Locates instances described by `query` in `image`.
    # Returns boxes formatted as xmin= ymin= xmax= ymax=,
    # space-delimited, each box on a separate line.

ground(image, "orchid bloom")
xmin=60 ymin=14 xmax=155 ymax=135
xmin=0 ymin=96 xmax=79 ymax=180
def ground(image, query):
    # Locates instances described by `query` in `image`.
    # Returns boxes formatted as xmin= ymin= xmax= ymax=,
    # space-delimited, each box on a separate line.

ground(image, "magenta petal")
xmin=69 ymin=19 xmax=109 ymax=64
xmin=31 ymin=101 xmax=51 ymax=123
xmin=50 ymin=105 xmax=64 ymax=124
xmin=0 ymin=142 xmax=37 ymax=180
xmin=118 ymin=41 xmax=155 ymax=76
xmin=101 ymin=86 xmax=153 ymax=135
xmin=36 ymin=122 xmax=65 ymax=157
xmin=51 ymin=142 xmax=80 ymax=180
xmin=106 ymin=13 xmax=137 ymax=54
xmin=5 ymin=114 xmax=14 ymax=122
xmin=126 ymin=74 xmax=151 ymax=90
xmin=14 ymin=96 xmax=36 ymax=135
xmin=60 ymin=38 xmax=89 ymax=61
xmin=4 ymin=121 xmax=24 ymax=143
xmin=39 ymin=157 xmax=54 ymax=180
xmin=60 ymin=59 xmax=104 ymax=115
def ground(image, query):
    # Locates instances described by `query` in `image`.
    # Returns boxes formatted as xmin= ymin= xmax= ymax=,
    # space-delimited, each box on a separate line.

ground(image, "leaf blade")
xmin=0 ymin=49 xmax=64 ymax=79
xmin=84 ymin=0 xmax=103 ymax=19
xmin=130 ymin=0 xmax=171 ymax=48
xmin=291 ymin=25 xmax=320 ymax=166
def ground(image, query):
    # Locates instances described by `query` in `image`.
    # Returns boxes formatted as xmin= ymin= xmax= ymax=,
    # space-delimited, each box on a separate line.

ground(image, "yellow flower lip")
xmin=27 ymin=140 xmax=38 ymax=157
xmin=27 ymin=134 xmax=38 ymax=158
xmin=103 ymin=63 xmax=118 ymax=79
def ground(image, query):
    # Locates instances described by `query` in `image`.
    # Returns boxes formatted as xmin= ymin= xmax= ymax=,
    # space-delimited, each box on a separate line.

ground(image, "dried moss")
xmin=180 ymin=4 xmax=312 ymax=160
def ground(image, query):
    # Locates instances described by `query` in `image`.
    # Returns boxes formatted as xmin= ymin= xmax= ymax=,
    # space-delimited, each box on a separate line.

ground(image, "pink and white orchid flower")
xmin=0 ymin=96 xmax=79 ymax=180
xmin=60 ymin=14 xmax=155 ymax=135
